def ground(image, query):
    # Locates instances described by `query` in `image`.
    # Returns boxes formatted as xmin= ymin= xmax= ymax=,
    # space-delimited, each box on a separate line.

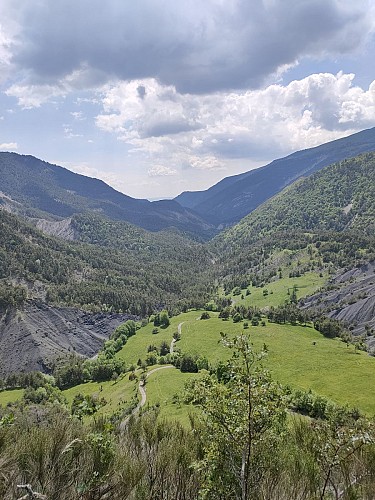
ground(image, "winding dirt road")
xmin=120 ymin=323 xmax=186 ymax=430
xmin=170 ymin=321 xmax=184 ymax=353
xmin=120 ymin=365 xmax=174 ymax=430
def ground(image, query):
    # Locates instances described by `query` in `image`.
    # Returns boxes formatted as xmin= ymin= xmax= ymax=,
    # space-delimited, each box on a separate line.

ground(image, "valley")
xmin=2 ymin=2 xmax=375 ymax=496
xmin=0 ymin=131 xmax=374 ymax=499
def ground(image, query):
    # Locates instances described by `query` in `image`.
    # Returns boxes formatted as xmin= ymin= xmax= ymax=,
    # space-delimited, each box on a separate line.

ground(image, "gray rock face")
xmin=0 ymin=302 xmax=134 ymax=375
xmin=302 ymin=262 xmax=375 ymax=345
xmin=34 ymin=217 xmax=77 ymax=240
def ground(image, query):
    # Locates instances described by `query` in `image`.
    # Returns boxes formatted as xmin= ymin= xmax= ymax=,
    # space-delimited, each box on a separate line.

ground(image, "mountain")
xmin=175 ymin=127 xmax=375 ymax=226
xmin=214 ymin=151 xmax=375 ymax=338
xmin=0 ymin=152 xmax=215 ymax=238
xmin=218 ymin=151 xmax=375 ymax=246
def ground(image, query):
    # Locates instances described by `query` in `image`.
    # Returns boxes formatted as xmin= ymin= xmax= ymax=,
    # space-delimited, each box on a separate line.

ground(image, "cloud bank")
xmin=95 ymin=72 xmax=375 ymax=173
xmin=3 ymin=0 xmax=374 ymax=94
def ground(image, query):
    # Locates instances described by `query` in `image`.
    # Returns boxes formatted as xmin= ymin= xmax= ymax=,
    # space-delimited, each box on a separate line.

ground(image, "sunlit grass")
xmin=177 ymin=315 xmax=375 ymax=415
xmin=0 ymin=388 xmax=24 ymax=407
xmin=63 ymin=375 xmax=138 ymax=416
xmin=225 ymin=271 xmax=327 ymax=308
xmin=116 ymin=310 xmax=201 ymax=366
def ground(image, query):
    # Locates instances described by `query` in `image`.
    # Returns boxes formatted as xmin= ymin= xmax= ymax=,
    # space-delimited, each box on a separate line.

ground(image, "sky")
xmin=0 ymin=1 xmax=375 ymax=200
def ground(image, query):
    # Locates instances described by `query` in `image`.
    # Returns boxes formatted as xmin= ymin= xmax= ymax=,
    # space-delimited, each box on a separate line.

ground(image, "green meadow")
xmin=2 ymin=296 xmax=375 ymax=419
xmin=0 ymin=388 xmax=24 ymax=407
xmin=115 ymin=310 xmax=201 ymax=366
xmin=63 ymin=375 xmax=138 ymax=416
xmin=116 ymin=312 xmax=375 ymax=416
xmin=144 ymin=368 xmax=200 ymax=425
xmin=225 ymin=271 xmax=327 ymax=308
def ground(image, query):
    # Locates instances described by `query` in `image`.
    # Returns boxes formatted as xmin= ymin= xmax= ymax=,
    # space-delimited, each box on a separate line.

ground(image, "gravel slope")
xmin=302 ymin=261 xmax=375 ymax=347
xmin=0 ymin=301 xmax=134 ymax=375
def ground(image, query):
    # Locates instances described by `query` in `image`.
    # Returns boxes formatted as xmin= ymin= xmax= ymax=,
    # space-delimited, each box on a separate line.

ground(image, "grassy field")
xmin=116 ymin=312 xmax=375 ymax=416
xmin=115 ymin=310 xmax=201 ymax=366
xmin=0 ymin=388 xmax=24 ymax=407
xmin=144 ymin=368 xmax=200 ymax=425
xmin=2 ymin=295 xmax=375 ymax=420
xmin=63 ymin=375 xmax=138 ymax=416
xmin=225 ymin=271 xmax=327 ymax=308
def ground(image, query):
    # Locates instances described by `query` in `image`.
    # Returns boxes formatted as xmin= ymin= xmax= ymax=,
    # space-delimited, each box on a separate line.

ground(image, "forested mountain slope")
xmin=218 ymin=152 xmax=375 ymax=248
xmin=0 ymin=209 xmax=214 ymax=372
xmin=0 ymin=152 xmax=214 ymax=238
xmin=214 ymin=152 xmax=375 ymax=338
xmin=176 ymin=127 xmax=375 ymax=226
xmin=0 ymin=210 xmax=213 ymax=315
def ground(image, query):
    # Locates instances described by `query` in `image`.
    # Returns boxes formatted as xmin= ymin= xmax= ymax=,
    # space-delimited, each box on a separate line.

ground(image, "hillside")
xmin=0 ymin=304 xmax=132 ymax=375
xmin=0 ymin=210 xmax=213 ymax=314
xmin=175 ymin=127 xmax=375 ymax=226
xmin=214 ymin=152 xmax=375 ymax=338
xmin=0 ymin=152 xmax=215 ymax=238
xmin=217 ymin=152 xmax=375 ymax=247
xmin=302 ymin=262 xmax=375 ymax=342
xmin=0 ymin=209 xmax=214 ymax=372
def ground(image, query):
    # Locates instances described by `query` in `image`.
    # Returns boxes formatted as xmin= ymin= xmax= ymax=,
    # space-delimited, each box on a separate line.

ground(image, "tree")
xmin=159 ymin=309 xmax=170 ymax=328
xmin=290 ymin=284 xmax=298 ymax=304
xmin=53 ymin=355 xmax=87 ymax=389
xmin=159 ymin=341 xmax=170 ymax=356
xmin=218 ymin=306 xmax=231 ymax=320
xmin=233 ymin=312 xmax=242 ymax=323
xmin=186 ymin=334 xmax=286 ymax=499
xmin=180 ymin=354 xmax=198 ymax=373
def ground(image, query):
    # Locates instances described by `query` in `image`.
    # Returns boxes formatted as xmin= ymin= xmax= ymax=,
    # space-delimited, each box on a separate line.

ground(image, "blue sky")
xmin=0 ymin=0 xmax=375 ymax=199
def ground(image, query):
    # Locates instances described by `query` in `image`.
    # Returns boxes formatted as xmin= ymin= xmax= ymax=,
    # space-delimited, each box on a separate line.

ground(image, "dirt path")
xmin=120 ymin=365 xmax=174 ymax=430
xmin=177 ymin=322 xmax=184 ymax=335
xmin=170 ymin=321 xmax=184 ymax=353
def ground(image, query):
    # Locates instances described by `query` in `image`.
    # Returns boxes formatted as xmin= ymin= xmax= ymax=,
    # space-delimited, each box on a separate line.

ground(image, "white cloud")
xmin=188 ymin=156 xmax=225 ymax=171
xmin=5 ymin=64 xmax=105 ymax=108
xmin=5 ymin=83 xmax=67 ymax=109
xmin=0 ymin=142 xmax=18 ymax=150
xmin=148 ymin=165 xmax=177 ymax=177
xmin=70 ymin=111 xmax=85 ymax=120
xmin=0 ymin=21 xmax=15 ymax=83
xmin=63 ymin=126 xmax=83 ymax=139
xmin=95 ymin=73 xmax=375 ymax=176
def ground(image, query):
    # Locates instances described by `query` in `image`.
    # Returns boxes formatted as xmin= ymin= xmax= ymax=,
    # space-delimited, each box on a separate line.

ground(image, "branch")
xmin=17 ymin=483 xmax=47 ymax=500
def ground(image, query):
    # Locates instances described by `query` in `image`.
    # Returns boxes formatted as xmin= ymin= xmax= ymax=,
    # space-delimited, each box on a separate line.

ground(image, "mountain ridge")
xmin=0 ymin=152 xmax=215 ymax=238
xmin=175 ymin=127 xmax=375 ymax=226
